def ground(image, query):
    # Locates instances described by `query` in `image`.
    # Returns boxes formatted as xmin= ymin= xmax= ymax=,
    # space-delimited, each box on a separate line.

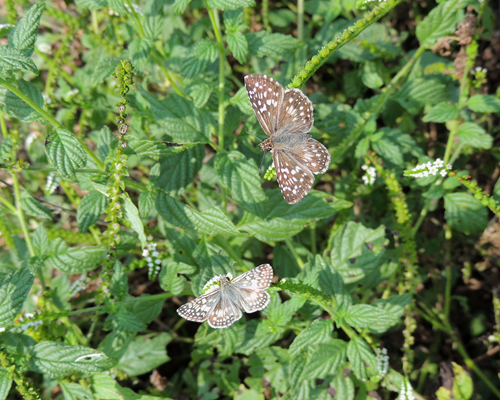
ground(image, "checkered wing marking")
xmin=231 ymin=264 xmax=274 ymax=289
xmin=273 ymin=150 xmax=315 ymax=204
xmin=207 ymin=296 xmax=243 ymax=329
xmin=244 ymin=74 xmax=283 ymax=137
xmin=237 ymin=288 xmax=271 ymax=313
xmin=287 ymin=138 xmax=331 ymax=174
xmin=277 ymin=88 xmax=314 ymax=135
xmin=176 ymin=290 xmax=221 ymax=323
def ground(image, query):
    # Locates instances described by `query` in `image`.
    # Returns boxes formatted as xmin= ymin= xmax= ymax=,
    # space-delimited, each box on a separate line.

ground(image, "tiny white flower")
xmin=446 ymin=164 xmax=452 ymax=170
xmin=440 ymin=169 xmax=447 ymax=177
xmin=142 ymin=249 xmax=149 ymax=257
xmin=155 ymin=259 xmax=161 ymax=265
xmin=147 ymin=235 xmax=153 ymax=241
xmin=146 ymin=257 xmax=152 ymax=262
xmin=152 ymin=251 xmax=159 ymax=257
xmin=38 ymin=43 xmax=51 ymax=54
xmin=362 ymin=165 xmax=368 ymax=170
xmin=429 ymin=166 xmax=438 ymax=175
xmin=434 ymin=158 xmax=444 ymax=168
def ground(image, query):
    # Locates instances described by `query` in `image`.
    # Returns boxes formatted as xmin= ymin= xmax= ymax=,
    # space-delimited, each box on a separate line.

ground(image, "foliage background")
xmin=0 ymin=0 xmax=499 ymax=399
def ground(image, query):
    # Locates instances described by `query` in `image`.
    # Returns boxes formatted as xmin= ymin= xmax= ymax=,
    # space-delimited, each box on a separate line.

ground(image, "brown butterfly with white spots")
xmin=244 ymin=74 xmax=331 ymax=204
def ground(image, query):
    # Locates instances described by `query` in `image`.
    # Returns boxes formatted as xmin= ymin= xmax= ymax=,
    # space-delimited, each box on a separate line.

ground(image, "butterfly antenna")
xmin=246 ymin=129 xmax=262 ymax=143
xmin=259 ymin=154 xmax=266 ymax=175
xmin=230 ymin=261 xmax=237 ymax=276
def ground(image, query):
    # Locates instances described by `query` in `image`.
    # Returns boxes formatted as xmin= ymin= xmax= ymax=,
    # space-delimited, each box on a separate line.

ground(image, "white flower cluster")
xmin=124 ymin=2 xmax=145 ymax=16
xmin=375 ymin=347 xmax=389 ymax=378
xmin=14 ymin=312 xmax=43 ymax=333
xmin=37 ymin=43 xmax=51 ymax=54
xmin=43 ymin=93 xmax=52 ymax=104
xmin=202 ymin=273 xmax=233 ymax=294
xmin=70 ymin=274 xmax=91 ymax=297
xmin=474 ymin=66 xmax=487 ymax=74
xmin=361 ymin=165 xmax=376 ymax=185
xmin=45 ymin=172 xmax=61 ymax=194
xmin=143 ymin=235 xmax=161 ymax=278
xmin=398 ymin=379 xmax=415 ymax=400
xmin=0 ymin=327 xmax=5 ymax=332
xmin=409 ymin=158 xmax=451 ymax=178
xmin=64 ymin=88 xmax=79 ymax=100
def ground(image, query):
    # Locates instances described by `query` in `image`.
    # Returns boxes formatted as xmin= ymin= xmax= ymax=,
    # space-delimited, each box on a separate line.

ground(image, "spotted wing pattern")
xmin=244 ymin=74 xmax=331 ymax=204
xmin=177 ymin=264 xmax=274 ymax=329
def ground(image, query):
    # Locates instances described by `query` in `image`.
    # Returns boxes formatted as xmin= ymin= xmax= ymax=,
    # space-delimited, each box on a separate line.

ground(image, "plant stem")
xmin=151 ymin=51 xmax=186 ymax=98
xmin=297 ymin=0 xmax=304 ymax=41
xmin=285 ymin=238 xmax=305 ymax=269
xmin=206 ymin=5 xmax=226 ymax=151
xmin=0 ymin=194 xmax=17 ymax=214
xmin=0 ymin=77 xmax=104 ymax=171
xmin=11 ymin=173 xmax=36 ymax=258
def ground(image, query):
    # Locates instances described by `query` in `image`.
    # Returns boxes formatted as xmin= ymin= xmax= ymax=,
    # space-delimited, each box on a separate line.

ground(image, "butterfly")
xmin=244 ymin=74 xmax=331 ymax=204
xmin=177 ymin=264 xmax=273 ymax=329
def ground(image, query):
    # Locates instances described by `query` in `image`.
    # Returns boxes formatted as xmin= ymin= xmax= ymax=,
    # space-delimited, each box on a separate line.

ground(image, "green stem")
xmin=0 ymin=77 xmax=104 ymax=171
xmin=11 ymin=173 xmax=36 ymax=258
xmin=262 ymin=0 xmax=271 ymax=32
xmin=124 ymin=0 xmax=145 ymax=36
xmin=206 ymin=5 xmax=226 ymax=151
xmin=284 ymin=238 xmax=305 ymax=269
xmin=151 ymin=51 xmax=186 ymax=98
xmin=0 ymin=194 xmax=17 ymax=214
xmin=0 ymin=108 xmax=7 ymax=137
xmin=443 ymin=261 xmax=452 ymax=321
xmin=310 ymin=221 xmax=317 ymax=254
xmin=297 ymin=0 xmax=304 ymax=41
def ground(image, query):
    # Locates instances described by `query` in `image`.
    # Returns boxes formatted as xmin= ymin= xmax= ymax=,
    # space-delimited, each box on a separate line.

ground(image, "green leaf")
xmin=289 ymin=319 xmax=333 ymax=357
xmin=343 ymin=304 xmax=396 ymax=331
xmin=0 ymin=46 xmax=38 ymax=73
xmin=181 ymin=40 xmax=218 ymax=81
xmin=233 ymin=320 xmax=282 ymax=355
xmin=30 ymin=342 xmax=115 ymax=378
xmin=91 ymin=56 xmax=121 ymax=87
xmin=223 ymin=8 xmax=245 ymax=30
xmin=0 ymin=267 xmax=34 ymax=327
xmin=467 ymin=94 xmax=500 ymax=113
xmin=227 ymin=31 xmax=248 ymax=64
xmin=59 ymin=381 xmax=93 ymax=400
xmin=329 ymin=222 xmax=387 ymax=283
xmin=20 ymin=191 xmax=52 ymax=219
xmin=123 ymin=197 xmax=147 ymax=248
xmin=77 ymin=190 xmax=107 ymax=233
xmin=105 ymin=307 xmax=148 ymax=333
xmin=159 ymin=261 xmax=195 ymax=294
xmin=416 ymin=0 xmax=461 ymax=47
xmin=393 ymin=78 xmax=448 ymax=114
xmin=239 ymin=215 xmax=306 ymax=242
xmin=33 ymin=223 xmax=49 ymax=256
xmin=75 ymin=0 xmax=109 ymax=10
xmin=346 ymin=337 xmax=377 ymax=380
xmin=109 ymin=260 xmax=128 ymax=300
xmin=116 ymin=333 xmax=172 ymax=376
xmin=0 ymin=136 xmax=13 ymax=163
xmin=153 ymin=145 xmax=204 ymax=195
xmin=423 ymin=102 xmax=459 ymax=123
xmin=247 ymin=31 xmax=300 ymax=58
xmin=173 ymin=0 xmax=192 ymax=14
xmin=206 ymin=0 xmax=255 ymax=10
xmin=456 ymin=122 xmax=493 ymax=149
xmin=128 ymin=38 xmax=151 ymax=73
xmin=214 ymin=151 xmax=266 ymax=214
xmin=444 ymin=192 xmax=488 ymax=235
xmin=329 ymin=369 xmax=355 ymax=400
xmin=451 ymin=362 xmax=473 ymax=400
xmin=132 ymin=295 xmax=167 ymax=325
xmin=370 ymin=132 xmax=403 ymax=166
xmin=8 ymin=3 xmax=45 ymax=57
xmin=0 ymin=367 xmax=12 ymax=400
xmin=126 ymin=138 xmax=198 ymax=161
xmin=45 ymin=239 xmax=107 ymax=273
xmin=46 ymin=128 xmax=87 ymax=180
xmin=138 ymin=87 xmax=213 ymax=142
xmin=155 ymin=190 xmax=241 ymax=237
xmin=371 ymin=293 xmax=411 ymax=333
xmin=2 ymin=79 xmax=44 ymax=122
xmin=229 ymin=85 xmax=253 ymax=114
xmin=186 ymin=80 xmax=212 ymax=108
xmin=300 ymin=340 xmax=347 ymax=380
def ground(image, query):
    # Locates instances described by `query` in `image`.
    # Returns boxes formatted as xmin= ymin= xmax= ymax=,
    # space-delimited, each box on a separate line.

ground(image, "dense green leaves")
xmin=2 ymin=79 xmax=44 ymax=122
xmin=181 ymin=40 xmax=218 ymax=81
xmin=0 ymin=46 xmax=38 ymax=73
xmin=456 ymin=122 xmax=493 ymax=149
xmin=77 ymin=190 xmax=107 ymax=232
xmin=45 ymin=239 xmax=107 ymax=273
xmin=0 ymin=267 xmax=34 ymax=327
xmin=8 ymin=3 xmax=45 ymax=56
xmin=416 ymin=0 xmax=461 ymax=47
xmin=45 ymin=128 xmax=87 ymax=180
xmin=467 ymin=95 xmax=500 ymax=113
xmin=444 ymin=193 xmax=488 ymax=235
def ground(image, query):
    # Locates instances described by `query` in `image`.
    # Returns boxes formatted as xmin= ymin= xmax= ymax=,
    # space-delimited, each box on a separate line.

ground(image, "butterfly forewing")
xmin=276 ymin=88 xmax=314 ymax=136
xmin=231 ymin=264 xmax=273 ymax=289
xmin=244 ymin=75 xmax=283 ymax=137
xmin=176 ymin=290 xmax=221 ymax=323
xmin=273 ymin=150 xmax=315 ymax=204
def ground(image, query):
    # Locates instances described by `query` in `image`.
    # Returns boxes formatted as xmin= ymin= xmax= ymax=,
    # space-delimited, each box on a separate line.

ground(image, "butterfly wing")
xmin=286 ymin=137 xmax=331 ymax=174
xmin=236 ymin=288 xmax=271 ymax=313
xmin=177 ymin=290 xmax=221 ymax=323
xmin=244 ymin=74 xmax=284 ymax=137
xmin=231 ymin=264 xmax=274 ymax=289
xmin=275 ymin=88 xmax=314 ymax=136
xmin=273 ymin=149 xmax=315 ymax=204
xmin=207 ymin=296 xmax=243 ymax=328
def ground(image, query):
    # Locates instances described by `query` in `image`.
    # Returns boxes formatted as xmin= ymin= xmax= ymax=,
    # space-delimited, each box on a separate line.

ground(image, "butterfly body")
xmin=177 ymin=264 xmax=273 ymax=329
xmin=245 ymin=74 xmax=331 ymax=204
